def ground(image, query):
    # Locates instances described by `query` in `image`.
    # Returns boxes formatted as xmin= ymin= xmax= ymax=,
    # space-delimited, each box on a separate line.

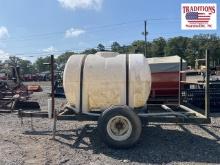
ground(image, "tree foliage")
xmin=82 ymin=48 xmax=97 ymax=54
xmin=56 ymin=51 xmax=74 ymax=66
xmin=34 ymin=56 xmax=51 ymax=73
xmin=19 ymin=59 xmax=35 ymax=74
xmin=110 ymin=34 xmax=220 ymax=67
xmin=2 ymin=34 xmax=220 ymax=76
xmin=151 ymin=37 xmax=166 ymax=57
xmin=97 ymin=43 xmax=105 ymax=51
xmin=111 ymin=42 xmax=121 ymax=52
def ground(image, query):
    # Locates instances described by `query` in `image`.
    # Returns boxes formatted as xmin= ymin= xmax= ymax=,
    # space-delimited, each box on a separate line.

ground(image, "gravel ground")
xmin=0 ymin=81 xmax=220 ymax=165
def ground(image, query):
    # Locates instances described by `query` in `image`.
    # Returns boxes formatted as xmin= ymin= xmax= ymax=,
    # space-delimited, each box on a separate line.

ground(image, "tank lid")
xmin=95 ymin=52 xmax=119 ymax=58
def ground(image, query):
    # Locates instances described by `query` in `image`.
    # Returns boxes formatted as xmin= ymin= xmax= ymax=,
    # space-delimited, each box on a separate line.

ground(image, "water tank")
xmin=63 ymin=52 xmax=151 ymax=113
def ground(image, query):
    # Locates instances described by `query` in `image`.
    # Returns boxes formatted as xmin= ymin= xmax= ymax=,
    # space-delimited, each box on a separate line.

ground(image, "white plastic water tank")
xmin=63 ymin=52 xmax=151 ymax=113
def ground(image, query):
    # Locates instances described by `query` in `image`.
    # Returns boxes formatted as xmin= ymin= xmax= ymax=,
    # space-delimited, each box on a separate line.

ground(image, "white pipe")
xmin=48 ymin=98 xmax=52 ymax=118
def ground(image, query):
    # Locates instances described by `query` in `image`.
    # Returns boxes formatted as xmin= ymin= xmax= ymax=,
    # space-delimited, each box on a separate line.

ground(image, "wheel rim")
xmin=106 ymin=115 xmax=132 ymax=141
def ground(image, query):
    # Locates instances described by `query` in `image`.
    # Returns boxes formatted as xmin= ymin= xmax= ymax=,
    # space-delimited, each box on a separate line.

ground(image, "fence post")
xmin=205 ymin=50 xmax=210 ymax=118
xmin=179 ymin=57 xmax=183 ymax=106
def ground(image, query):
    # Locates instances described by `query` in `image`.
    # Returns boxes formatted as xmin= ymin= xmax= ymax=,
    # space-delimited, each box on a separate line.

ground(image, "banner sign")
xmin=181 ymin=3 xmax=217 ymax=30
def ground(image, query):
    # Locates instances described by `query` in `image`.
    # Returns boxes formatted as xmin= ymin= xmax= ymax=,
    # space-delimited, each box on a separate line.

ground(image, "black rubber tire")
xmin=98 ymin=105 xmax=142 ymax=149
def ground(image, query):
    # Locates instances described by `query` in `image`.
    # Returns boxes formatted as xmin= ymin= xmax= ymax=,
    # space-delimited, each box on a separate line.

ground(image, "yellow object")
xmin=63 ymin=52 xmax=151 ymax=113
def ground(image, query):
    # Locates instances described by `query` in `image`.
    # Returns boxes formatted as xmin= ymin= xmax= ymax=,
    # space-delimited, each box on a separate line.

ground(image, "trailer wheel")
xmin=98 ymin=106 xmax=142 ymax=148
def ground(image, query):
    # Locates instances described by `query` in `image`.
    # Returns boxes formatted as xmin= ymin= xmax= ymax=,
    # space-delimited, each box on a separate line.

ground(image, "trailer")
xmin=18 ymin=51 xmax=211 ymax=149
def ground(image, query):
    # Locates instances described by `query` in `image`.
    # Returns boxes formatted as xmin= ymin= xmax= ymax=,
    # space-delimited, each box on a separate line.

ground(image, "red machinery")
xmin=148 ymin=56 xmax=186 ymax=99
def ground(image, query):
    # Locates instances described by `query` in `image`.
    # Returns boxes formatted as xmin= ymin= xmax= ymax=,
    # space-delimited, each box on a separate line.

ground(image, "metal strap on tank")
xmin=126 ymin=54 xmax=129 ymax=106
xmin=79 ymin=55 xmax=88 ymax=114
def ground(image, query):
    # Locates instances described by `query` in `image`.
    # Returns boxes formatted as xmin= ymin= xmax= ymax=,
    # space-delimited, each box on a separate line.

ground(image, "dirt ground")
xmin=0 ymin=81 xmax=220 ymax=165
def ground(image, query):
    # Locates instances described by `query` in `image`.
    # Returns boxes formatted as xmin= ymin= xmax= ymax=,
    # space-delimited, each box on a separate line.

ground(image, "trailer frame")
xmin=18 ymin=50 xmax=211 ymax=125
xmin=16 ymin=50 xmax=212 ymax=148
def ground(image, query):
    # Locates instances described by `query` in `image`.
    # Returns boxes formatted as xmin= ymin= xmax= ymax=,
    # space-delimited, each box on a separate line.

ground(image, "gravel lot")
xmin=0 ymin=81 xmax=220 ymax=165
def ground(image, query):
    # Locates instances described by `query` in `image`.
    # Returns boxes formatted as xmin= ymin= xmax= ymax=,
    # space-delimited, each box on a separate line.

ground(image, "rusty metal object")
xmin=0 ymin=80 xmax=40 ymax=110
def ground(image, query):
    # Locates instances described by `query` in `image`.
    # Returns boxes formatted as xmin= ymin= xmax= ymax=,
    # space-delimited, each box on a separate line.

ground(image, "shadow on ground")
xmin=24 ymin=124 xmax=220 ymax=164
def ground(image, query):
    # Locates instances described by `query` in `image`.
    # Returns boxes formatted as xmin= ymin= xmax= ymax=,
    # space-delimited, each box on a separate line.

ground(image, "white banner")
xmin=181 ymin=3 xmax=217 ymax=30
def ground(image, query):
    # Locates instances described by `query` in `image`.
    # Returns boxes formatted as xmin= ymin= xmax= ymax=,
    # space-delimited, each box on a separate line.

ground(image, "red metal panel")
xmin=150 ymin=72 xmax=185 ymax=97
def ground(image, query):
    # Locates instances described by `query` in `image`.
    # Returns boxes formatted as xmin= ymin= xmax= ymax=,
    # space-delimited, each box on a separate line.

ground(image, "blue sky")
xmin=0 ymin=0 xmax=219 ymax=62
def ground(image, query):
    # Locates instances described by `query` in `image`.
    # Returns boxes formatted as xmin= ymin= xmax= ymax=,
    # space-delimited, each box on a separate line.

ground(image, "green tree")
xmin=6 ymin=56 xmax=21 ymax=67
xmin=39 ymin=34 xmax=220 ymax=70
xmin=3 ymin=56 xmax=35 ymax=80
xmin=185 ymin=34 xmax=220 ymax=66
xmin=165 ymin=36 xmax=191 ymax=59
xmin=56 ymin=51 xmax=74 ymax=65
xmin=19 ymin=59 xmax=35 ymax=74
xmin=82 ymin=48 xmax=97 ymax=54
xmin=111 ymin=42 xmax=121 ymax=52
xmin=151 ymin=37 xmax=166 ymax=57
xmin=34 ymin=56 xmax=51 ymax=73
xmin=97 ymin=44 xmax=105 ymax=51
xmin=131 ymin=40 xmax=145 ymax=54
xmin=121 ymin=45 xmax=132 ymax=54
